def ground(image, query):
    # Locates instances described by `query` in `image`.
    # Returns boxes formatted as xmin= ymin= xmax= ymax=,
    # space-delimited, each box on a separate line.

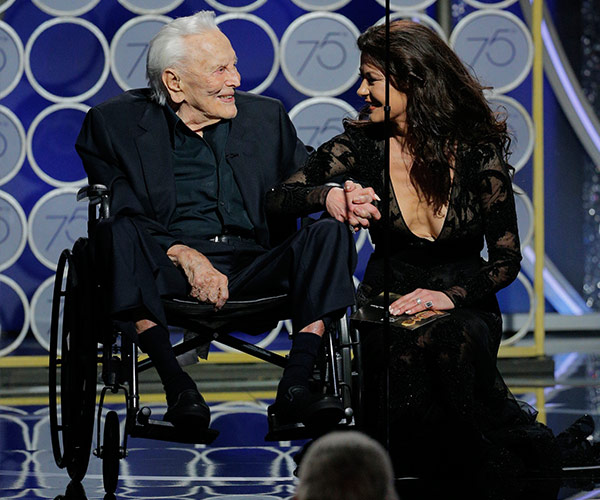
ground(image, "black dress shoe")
xmin=163 ymin=389 xmax=210 ymax=428
xmin=269 ymin=385 xmax=344 ymax=429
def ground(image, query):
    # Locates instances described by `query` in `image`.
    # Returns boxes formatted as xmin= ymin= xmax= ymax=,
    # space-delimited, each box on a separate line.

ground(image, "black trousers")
xmin=92 ymin=216 xmax=357 ymax=333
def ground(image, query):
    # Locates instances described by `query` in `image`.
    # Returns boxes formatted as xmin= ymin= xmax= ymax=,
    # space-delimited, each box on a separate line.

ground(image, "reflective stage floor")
xmin=0 ymin=399 xmax=304 ymax=500
xmin=2 ymin=333 xmax=600 ymax=500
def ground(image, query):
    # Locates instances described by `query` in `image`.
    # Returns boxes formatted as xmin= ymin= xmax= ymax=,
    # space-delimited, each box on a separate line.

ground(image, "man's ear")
xmin=162 ymin=68 xmax=184 ymax=104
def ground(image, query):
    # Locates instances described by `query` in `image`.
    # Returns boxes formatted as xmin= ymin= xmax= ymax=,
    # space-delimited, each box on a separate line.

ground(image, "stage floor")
xmin=1 ymin=333 xmax=600 ymax=500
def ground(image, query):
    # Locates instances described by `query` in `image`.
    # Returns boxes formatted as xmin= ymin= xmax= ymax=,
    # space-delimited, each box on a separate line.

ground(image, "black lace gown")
xmin=267 ymin=123 xmax=562 ymax=498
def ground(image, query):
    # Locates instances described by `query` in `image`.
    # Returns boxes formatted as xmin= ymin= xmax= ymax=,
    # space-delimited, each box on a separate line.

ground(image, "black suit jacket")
xmin=75 ymin=89 xmax=308 ymax=252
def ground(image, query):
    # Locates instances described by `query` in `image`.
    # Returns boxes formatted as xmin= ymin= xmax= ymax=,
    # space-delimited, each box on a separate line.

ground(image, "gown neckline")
xmin=388 ymin=170 xmax=453 ymax=243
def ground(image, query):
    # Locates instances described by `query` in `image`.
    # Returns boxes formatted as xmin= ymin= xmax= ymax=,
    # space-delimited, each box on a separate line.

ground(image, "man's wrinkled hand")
xmin=167 ymin=244 xmax=229 ymax=309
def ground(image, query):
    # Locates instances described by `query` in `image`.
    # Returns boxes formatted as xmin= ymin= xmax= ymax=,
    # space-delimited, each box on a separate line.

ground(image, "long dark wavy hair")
xmin=355 ymin=20 xmax=511 ymax=214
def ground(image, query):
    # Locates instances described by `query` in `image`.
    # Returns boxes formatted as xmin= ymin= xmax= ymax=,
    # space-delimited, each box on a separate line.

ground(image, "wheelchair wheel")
xmin=49 ymin=247 xmax=98 ymax=482
xmin=102 ymin=410 xmax=121 ymax=495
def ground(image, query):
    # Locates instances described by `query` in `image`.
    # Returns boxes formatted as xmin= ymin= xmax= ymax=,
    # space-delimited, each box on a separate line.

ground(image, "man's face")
xmin=171 ymin=30 xmax=241 ymax=129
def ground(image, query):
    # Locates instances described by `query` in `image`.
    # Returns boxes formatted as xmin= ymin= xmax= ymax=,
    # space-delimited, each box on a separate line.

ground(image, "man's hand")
xmin=167 ymin=244 xmax=229 ymax=309
xmin=325 ymin=180 xmax=381 ymax=230
xmin=389 ymin=289 xmax=454 ymax=316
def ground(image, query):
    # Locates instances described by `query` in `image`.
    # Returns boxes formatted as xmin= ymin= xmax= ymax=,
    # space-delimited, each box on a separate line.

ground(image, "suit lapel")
xmin=225 ymin=116 xmax=265 ymax=234
xmin=135 ymin=104 xmax=176 ymax=223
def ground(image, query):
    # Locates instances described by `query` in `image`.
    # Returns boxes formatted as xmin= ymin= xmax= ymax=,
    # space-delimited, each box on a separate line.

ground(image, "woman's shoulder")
xmin=458 ymin=142 xmax=511 ymax=176
xmin=342 ymin=119 xmax=383 ymax=139
xmin=331 ymin=120 xmax=384 ymax=155
xmin=311 ymin=120 xmax=379 ymax=156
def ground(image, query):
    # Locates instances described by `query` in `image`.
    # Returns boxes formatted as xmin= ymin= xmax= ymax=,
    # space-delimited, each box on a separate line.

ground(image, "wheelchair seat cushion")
xmin=163 ymin=294 xmax=289 ymax=334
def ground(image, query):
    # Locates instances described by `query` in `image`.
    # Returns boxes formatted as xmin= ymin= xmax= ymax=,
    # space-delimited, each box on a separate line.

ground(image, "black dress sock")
xmin=137 ymin=325 xmax=196 ymax=406
xmin=278 ymin=331 xmax=322 ymax=396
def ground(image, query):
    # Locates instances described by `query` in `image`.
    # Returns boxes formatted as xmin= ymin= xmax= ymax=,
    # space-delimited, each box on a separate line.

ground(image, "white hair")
xmin=146 ymin=10 xmax=220 ymax=105
xmin=295 ymin=431 xmax=399 ymax=500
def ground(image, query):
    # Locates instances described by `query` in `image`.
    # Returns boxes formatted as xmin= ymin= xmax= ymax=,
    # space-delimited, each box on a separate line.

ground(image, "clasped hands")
xmin=325 ymin=180 xmax=381 ymax=231
xmin=167 ymin=244 xmax=228 ymax=309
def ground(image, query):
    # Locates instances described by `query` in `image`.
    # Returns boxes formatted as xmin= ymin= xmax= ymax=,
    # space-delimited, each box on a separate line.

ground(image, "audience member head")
xmin=295 ymin=431 xmax=399 ymax=500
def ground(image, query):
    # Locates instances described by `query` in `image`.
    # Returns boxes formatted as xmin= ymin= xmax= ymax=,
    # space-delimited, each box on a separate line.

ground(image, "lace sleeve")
xmin=444 ymin=150 xmax=522 ymax=306
xmin=266 ymin=131 xmax=361 ymax=216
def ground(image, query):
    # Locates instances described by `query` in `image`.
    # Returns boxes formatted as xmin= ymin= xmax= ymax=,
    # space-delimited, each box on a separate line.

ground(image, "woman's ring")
xmin=425 ymin=301 xmax=433 ymax=309
xmin=416 ymin=298 xmax=422 ymax=305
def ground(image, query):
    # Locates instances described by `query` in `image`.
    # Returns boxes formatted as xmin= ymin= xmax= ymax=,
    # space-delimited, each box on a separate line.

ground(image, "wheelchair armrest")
xmin=77 ymin=184 xmax=109 ymax=203
xmin=77 ymin=184 xmax=110 ymax=221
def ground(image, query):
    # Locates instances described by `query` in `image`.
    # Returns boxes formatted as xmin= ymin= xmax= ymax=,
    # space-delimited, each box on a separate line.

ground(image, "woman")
xmin=267 ymin=20 xmax=576 ymax=498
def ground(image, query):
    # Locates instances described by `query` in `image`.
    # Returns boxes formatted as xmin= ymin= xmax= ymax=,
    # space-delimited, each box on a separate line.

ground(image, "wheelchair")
xmin=48 ymin=184 xmax=363 ymax=499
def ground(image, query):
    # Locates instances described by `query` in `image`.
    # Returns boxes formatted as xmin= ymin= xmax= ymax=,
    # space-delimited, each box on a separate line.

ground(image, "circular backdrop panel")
xmin=205 ymin=0 xmax=268 ymax=12
xmin=291 ymin=0 xmax=352 ymax=11
xmin=27 ymin=103 xmax=89 ymax=187
xmin=0 ymin=191 xmax=27 ymax=272
xmin=498 ymin=272 xmax=535 ymax=346
xmin=374 ymin=0 xmax=437 ymax=11
xmin=0 ymin=21 xmax=25 ymax=100
xmin=117 ymin=0 xmax=184 ymax=15
xmin=0 ymin=275 xmax=30 ymax=358
xmin=24 ymin=17 xmax=110 ymax=102
xmin=281 ymin=12 xmax=360 ymax=97
xmin=513 ymin=184 xmax=534 ymax=250
xmin=450 ymin=10 xmax=533 ymax=94
xmin=28 ymin=187 xmax=87 ymax=270
xmin=111 ymin=15 xmax=172 ymax=91
xmin=32 ymin=0 xmax=101 ymax=16
xmin=216 ymin=14 xmax=279 ymax=95
xmin=0 ymin=105 xmax=26 ymax=186
xmin=289 ymin=97 xmax=356 ymax=149
xmin=487 ymin=93 xmax=534 ymax=173
xmin=0 ymin=0 xmax=18 ymax=14
xmin=375 ymin=12 xmax=447 ymax=42
xmin=464 ymin=0 xmax=519 ymax=9
xmin=30 ymin=275 xmax=58 ymax=352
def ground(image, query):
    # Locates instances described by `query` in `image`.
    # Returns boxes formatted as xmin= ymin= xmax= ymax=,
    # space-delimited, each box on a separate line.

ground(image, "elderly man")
xmin=75 ymin=11 xmax=365 ymax=430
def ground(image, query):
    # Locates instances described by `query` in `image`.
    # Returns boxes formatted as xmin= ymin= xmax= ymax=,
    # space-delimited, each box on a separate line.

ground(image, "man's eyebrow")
xmin=213 ymin=57 xmax=238 ymax=70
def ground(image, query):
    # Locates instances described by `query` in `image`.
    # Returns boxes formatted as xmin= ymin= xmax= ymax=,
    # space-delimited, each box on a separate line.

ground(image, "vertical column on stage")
xmin=531 ymin=0 xmax=545 ymax=356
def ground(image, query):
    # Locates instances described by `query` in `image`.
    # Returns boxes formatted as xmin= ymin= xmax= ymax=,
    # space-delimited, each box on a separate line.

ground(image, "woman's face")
xmin=357 ymin=56 xmax=408 ymax=134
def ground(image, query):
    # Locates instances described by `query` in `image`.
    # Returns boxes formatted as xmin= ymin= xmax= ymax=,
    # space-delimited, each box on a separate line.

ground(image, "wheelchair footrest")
xmin=265 ymin=421 xmax=313 ymax=442
xmin=130 ymin=408 xmax=219 ymax=444
xmin=561 ymin=464 xmax=600 ymax=477
xmin=264 ymin=412 xmax=352 ymax=442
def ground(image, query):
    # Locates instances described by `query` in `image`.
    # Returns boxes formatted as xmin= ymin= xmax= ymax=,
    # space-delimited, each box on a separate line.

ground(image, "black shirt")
xmin=164 ymin=105 xmax=255 ymax=243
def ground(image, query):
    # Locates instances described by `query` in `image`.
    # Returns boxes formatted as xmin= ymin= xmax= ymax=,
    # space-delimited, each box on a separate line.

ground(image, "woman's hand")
xmin=167 ymin=244 xmax=229 ymax=309
xmin=325 ymin=180 xmax=381 ymax=230
xmin=389 ymin=289 xmax=454 ymax=316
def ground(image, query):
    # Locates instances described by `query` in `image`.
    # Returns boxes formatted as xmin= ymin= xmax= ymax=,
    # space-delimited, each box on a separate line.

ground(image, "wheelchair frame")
xmin=49 ymin=184 xmax=363 ymax=498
